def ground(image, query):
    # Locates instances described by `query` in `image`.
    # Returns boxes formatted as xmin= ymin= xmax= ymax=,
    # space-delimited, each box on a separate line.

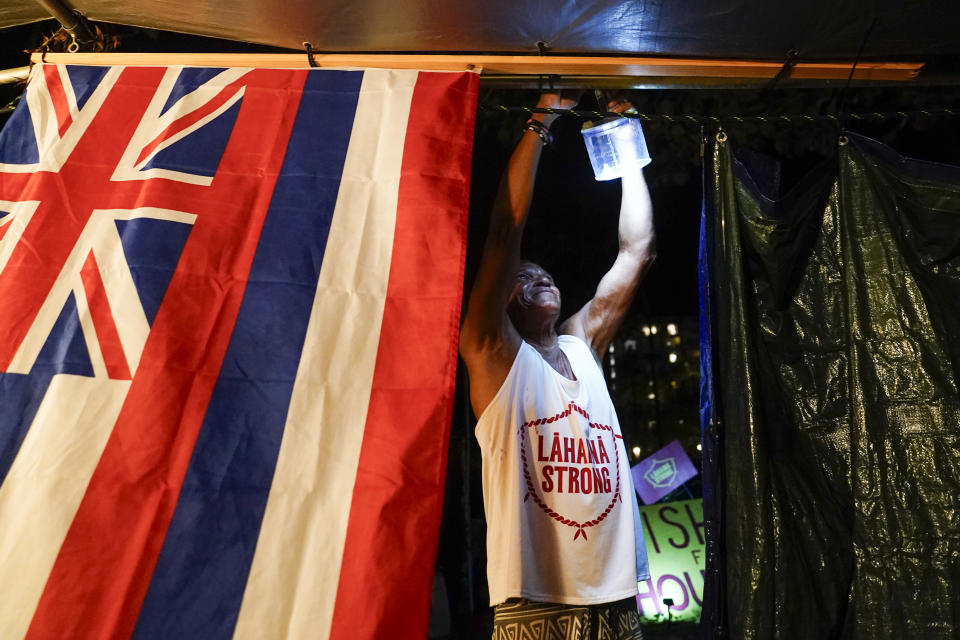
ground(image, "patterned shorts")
xmin=492 ymin=597 xmax=644 ymax=640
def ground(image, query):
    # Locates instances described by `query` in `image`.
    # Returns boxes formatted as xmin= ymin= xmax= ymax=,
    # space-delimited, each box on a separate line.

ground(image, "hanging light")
xmin=581 ymin=118 xmax=651 ymax=181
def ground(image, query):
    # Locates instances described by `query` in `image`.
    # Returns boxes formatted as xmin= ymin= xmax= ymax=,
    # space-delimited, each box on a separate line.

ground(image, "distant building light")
xmin=624 ymin=338 xmax=638 ymax=351
xmin=667 ymin=323 xmax=677 ymax=335
xmin=650 ymin=325 xmax=658 ymax=335
xmin=668 ymin=352 xmax=678 ymax=363
xmin=632 ymin=446 xmax=642 ymax=458
xmin=642 ymin=326 xmax=651 ymax=336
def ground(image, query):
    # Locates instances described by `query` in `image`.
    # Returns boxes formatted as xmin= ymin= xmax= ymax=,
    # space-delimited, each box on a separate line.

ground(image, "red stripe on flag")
xmin=42 ymin=65 xmax=73 ymax=137
xmin=79 ymin=251 xmax=132 ymax=380
xmin=328 ymin=71 xmax=478 ymax=639
xmin=24 ymin=69 xmax=308 ymax=640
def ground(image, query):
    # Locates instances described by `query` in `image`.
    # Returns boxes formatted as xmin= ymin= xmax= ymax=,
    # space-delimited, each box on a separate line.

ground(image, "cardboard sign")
xmin=636 ymin=498 xmax=705 ymax=623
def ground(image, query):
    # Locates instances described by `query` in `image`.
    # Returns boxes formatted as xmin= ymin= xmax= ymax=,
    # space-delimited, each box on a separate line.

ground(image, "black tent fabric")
xmin=703 ymin=132 xmax=960 ymax=638
xmin=3 ymin=0 xmax=960 ymax=57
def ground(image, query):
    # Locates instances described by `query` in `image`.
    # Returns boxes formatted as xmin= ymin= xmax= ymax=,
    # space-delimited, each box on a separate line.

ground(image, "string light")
xmin=483 ymin=105 xmax=960 ymax=127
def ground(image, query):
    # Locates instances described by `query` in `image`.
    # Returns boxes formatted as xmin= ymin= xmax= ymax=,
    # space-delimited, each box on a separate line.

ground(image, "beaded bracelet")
xmin=524 ymin=118 xmax=553 ymax=146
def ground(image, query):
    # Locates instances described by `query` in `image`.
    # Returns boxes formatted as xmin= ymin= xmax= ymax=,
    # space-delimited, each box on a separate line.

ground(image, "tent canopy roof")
xmin=2 ymin=0 xmax=959 ymax=61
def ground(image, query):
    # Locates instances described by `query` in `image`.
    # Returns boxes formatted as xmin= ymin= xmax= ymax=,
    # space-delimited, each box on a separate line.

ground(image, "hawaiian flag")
xmin=0 ymin=64 xmax=477 ymax=639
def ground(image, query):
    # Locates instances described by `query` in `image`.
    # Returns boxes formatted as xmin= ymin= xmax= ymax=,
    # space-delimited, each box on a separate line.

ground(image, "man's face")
xmin=508 ymin=262 xmax=561 ymax=320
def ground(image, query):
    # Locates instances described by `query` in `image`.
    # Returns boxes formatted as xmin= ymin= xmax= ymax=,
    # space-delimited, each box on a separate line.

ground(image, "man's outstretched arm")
xmin=459 ymin=93 xmax=573 ymax=416
xmin=561 ymin=108 xmax=656 ymax=359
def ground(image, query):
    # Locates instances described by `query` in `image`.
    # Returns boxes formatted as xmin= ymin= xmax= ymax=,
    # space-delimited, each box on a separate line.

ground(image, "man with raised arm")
xmin=459 ymin=91 xmax=656 ymax=640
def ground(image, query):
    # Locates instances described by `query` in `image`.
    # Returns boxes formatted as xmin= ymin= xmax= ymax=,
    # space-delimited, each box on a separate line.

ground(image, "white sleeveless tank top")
xmin=476 ymin=334 xmax=649 ymax=606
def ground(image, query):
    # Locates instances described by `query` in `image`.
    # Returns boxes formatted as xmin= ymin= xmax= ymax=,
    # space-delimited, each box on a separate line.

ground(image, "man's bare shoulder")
xmin=558 ymin=302 xmax=595 ymax=351
xmin=460 ymin=330 xmax=521 ymax=418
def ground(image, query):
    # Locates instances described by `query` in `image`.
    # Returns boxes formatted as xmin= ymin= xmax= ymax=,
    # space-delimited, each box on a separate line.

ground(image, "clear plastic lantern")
xmin=581 ymin=117 xmax=651 ymax=181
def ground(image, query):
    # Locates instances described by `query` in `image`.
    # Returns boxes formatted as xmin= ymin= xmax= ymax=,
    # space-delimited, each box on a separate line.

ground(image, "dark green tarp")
xmin=705 ymin=132 xmax=960 ymax=639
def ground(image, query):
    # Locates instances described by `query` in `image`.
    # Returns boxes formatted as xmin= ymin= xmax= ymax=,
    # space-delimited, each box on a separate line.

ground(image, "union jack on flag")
xmin=0 ymin=63 xmax=477 ymax=639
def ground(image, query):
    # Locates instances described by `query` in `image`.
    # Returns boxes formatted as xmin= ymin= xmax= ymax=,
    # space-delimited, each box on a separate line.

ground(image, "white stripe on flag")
xmin=0 ymin=376 xmax=131 ymax=640
xmin=232 ymin=69 xmax=418 ymax=640
xmin=0 ymin=201 xmax=39 ymax=275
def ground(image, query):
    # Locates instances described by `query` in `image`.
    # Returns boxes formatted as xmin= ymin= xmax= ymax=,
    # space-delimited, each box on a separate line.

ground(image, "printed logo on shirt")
xmin=518 ymin=400 xmax=623 ymax=541
xmin=535 ymin=432 xmax=613 ymax=494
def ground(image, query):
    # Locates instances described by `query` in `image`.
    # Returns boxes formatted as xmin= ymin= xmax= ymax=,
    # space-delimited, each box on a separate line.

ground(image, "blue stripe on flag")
xmin=142 ymin=99 xmax=242 ymax=178
xmin=115 ymin=218 xmax=193 ymax=326
xmin=160 ymin=68 xmax=228 ymax=115
xmin=132 ymin=69 xmax=364 ymax=639
xmin=0 ymin=374 xmax=52 ymax=484
xmin=0 ymin=292 xmax=94 ymax=483
xmin=0 ymin=100 xmax=40 ymax=165
xmin=64 ymin=65 xmax=109 ymax=110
